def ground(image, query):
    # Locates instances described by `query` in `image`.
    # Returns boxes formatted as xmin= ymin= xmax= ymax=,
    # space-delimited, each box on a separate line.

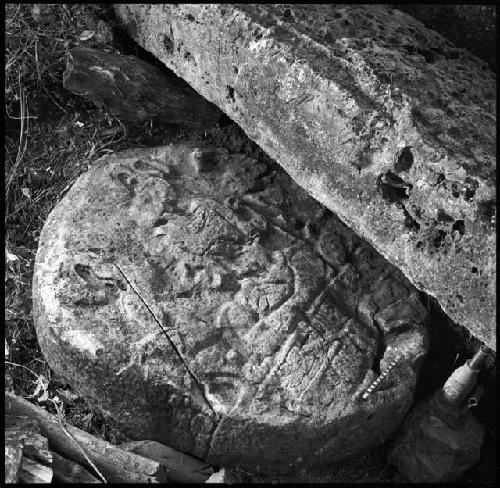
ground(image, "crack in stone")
xmin=207 ymin=384 xmax=246 ymax=459
xmin=114 ymin=263 xmax=219 ymax=419
xmin=110 ymin=153 xmax=417 ymax=449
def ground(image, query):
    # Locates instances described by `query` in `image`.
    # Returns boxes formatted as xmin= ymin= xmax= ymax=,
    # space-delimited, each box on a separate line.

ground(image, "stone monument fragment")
xmin=113 ymin=4 xmax=496 ymax=349
xmin=33 ymin=144 xmax=428 ymax=475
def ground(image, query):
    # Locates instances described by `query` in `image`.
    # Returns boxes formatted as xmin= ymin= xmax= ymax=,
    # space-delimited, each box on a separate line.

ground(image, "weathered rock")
xmin=393 ymin=4 xmax=496 ymax=72
xmin=113 ymin=4 xmax=496 ymax=349
xmin=206 ymin=468 xmax=238 ymax=484
xmin=33 ymin=144 xmax=428 ymax=476
xmin=63 ymin=46 xmax=221 ymax=129
xmin=388 ymin=390 xmax=485 ymax=482
xmin=5 ymin=439 xmax=23 ymax=483
xmin=119 ymin=439 xmax=214 ymax=483
xmin=5 ymin=416 xmax=53 ymax=484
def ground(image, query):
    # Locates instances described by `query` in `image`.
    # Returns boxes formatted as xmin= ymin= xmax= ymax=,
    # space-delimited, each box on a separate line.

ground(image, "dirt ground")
xmin=4 ymin=4 xmax=496 ymax=483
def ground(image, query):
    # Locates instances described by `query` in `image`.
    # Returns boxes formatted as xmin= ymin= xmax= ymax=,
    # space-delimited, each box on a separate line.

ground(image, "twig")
xmin=42 ymin=85 xmax=68 ymax=114
xmin=5 ymin=361 xmax=43 ymax=382
xmin=5 ymin=75 xmax=29 ymax=200
xmin=48 ymin=398 xmax=107 ymax=483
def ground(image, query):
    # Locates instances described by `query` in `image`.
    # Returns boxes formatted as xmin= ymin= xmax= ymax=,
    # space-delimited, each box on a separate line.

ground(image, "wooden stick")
xmin=19 ymin=457 xmax=53 ymax=483
xmin=51 ymin=451 xmax=101 ymax=484
xmin=5 ymin=392 xmax=166 ymax=483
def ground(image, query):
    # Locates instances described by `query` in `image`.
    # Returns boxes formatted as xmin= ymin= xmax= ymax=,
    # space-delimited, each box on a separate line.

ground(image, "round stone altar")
xmin=33 ymin=143 xmax=428 ymax=475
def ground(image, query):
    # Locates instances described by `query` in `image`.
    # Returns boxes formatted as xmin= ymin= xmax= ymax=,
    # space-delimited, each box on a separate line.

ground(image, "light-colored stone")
xmin=113 ymin=4 xmax=496 ymax=349
xmin=206 ymin=468 xmax=238 ymax=484
xmin=33 ymin=144 xmax=428 ymax=476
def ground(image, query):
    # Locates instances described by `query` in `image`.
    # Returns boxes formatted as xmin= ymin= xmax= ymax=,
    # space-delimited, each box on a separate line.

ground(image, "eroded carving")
xmin=33 ymin=144 xmax=428 ymax=476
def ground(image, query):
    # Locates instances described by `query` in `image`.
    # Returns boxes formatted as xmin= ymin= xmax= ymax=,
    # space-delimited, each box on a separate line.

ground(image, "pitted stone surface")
xmin=113 ymin=4 xmax=496 ymax=349
xmin=33 ymin=145 xmax=428 ymax=475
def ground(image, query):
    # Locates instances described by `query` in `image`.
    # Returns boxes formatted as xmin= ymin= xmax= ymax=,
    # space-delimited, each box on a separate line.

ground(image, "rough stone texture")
xmin=113 ymin=4 xmax=496 ymax=350
xmin=63 ymin=46 xmax=221 ymax=128
xmin=393 ymin=4 xmax=496 ymax=72
xmin=33 ymin=144 xmax=428 ymax=476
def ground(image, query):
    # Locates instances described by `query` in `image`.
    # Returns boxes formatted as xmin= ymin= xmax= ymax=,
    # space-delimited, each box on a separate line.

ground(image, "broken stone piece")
xmin=388 ymin=390 xmax=485 ymax=482
xmin=5 ymin=439 xmax=23 ymax=483
xmin=119 ymin=439 xmax=213 ymax=483
xmin=206 ymin=468 xmax=238 ymax=484
xmin=113 ymin=4 xmax=496 ymax=350
xmin=33 ymin=144 xmax=428 ymax=476
xmin=63 ymin=46 xmax=221 ymax=129
xmin=5 ymin=416 xmax=53 ymax=484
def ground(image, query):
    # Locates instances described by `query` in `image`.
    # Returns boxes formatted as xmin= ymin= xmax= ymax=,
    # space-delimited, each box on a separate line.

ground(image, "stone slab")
xmin=393 ymin=4 xmax=496 ymax=71
xmin=113 ymin=4 xmax=496 ymax=349
xmin=33 ymin=144 xmax=428 ymax=476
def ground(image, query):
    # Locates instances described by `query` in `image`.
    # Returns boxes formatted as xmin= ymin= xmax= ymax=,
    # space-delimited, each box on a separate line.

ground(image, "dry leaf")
xmin=205 ymin=468 xmax=237 ymax=484
xmin=56 ymin=387 xmax=80 ymax=403
xmin=79 ymin=30 xmax=96 ymax=41
xmin=6 ymin=250 xmax=19 ymax=262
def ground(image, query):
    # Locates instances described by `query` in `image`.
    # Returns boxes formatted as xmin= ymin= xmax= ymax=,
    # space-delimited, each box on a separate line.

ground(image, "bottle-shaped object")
xmin=388 ymin=345 xmax=491 ymax=482
xmin=441 ymin=345 xmax=490 ymax=406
